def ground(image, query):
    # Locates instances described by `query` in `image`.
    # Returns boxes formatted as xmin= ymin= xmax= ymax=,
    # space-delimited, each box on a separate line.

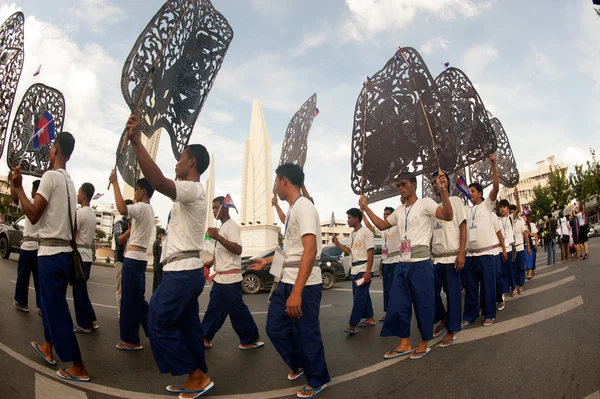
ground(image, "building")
xmin=320 ymin=220 xmax=352 ymax=245
xmin=93 ymin=205 xmax=121 ymax=241
xmin=0 ymin=175 xmax=10 ymax=196
xmin=499 ymin=155 xmax=567 ymax=207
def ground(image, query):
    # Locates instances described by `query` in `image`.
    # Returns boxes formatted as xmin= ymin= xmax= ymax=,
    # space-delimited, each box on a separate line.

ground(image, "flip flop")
xmin=409 ymin=347 xmax=431 ymax=360
xmin=116 ymin=342 xmax=143 ymax=350
xmin=461 ymin=320 xmax=472 ymax=328
xmin=357 ymin=321 xmax=376 ymax=328
xmin=31 ymin=342 xmax=56 ymax=366
xmin=379 ymin=316 xmax=386 ymax=322
xmin=288 ymin=369 xmax=304 ymax=381
xmin=497 ymin=302 xmax=505 ymax=311
xmin=296 ymin=384 xmax=327 ymax=398
xmin=433 ymin=326 xmax=446 ymax=338
xmin=439 ymin=337 xmax=456 ymax=348
xmin=204 ymin=343 xmax=213 ymax=349
xmin=166 ymin=383 xmax=186 ymax=393
xmin=344 ymin=328 xmax=357 ymax=335
xmin=92 ymin=324 xmax=100 ymax=331
xmin=384 ymin=348 xmax=412 ymax=359
xmin=239 ymin=341 xmax=265 ymax=350
xmin=57 ymin=368 xmax=90 ymax=382
xmin=14 ymin=302 xmax=29 ymax=312
xmin=73 ymin=325 xmax=93 ymax=334
xmin=177 ymin=381 xmax=215 ymax=399
xmin=483 ymin=319 xmax=494 ymax=327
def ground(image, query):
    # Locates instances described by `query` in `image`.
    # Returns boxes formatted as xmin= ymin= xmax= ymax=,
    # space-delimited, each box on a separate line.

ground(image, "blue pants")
xmin=381 ymin=259 xmax=435 ymax=341
xmin=120 ymin=258 xmax=149 ymax=344
xmin=38 ymin=253 xmax=82 ymax=362
xmin=349 ymin=272 xmax=374 ymax=326
xmin=202 ymin=282 xmax=259 ymax=345
xmin=463 ymin=255 xmax=496 ymax=322
xmin=148 ymin=269 xmax=207 ymax=376
xmin=382 ymin=263 xmax=397 ymax=312
xmin=547 ymin=241 xmax=556 ymax=265
xmin=434 ymin=262 xmax=462 ymax=333
xmin=14 ymin=249 xmax=40 ymax=308
xmin=525 ymin=248 xmax=534 ymax=271
xmin=532 ymin=247 xmax=537 ymax=270
xmin=266 ymin=283 xmax=330 ymax=389
xmin=494 ymin=255 xmax=503 ymax=304
xmin=514 ymin=250 xmax=526 ymax=286
xmin=501 ymin=255 xmax=515 ymax=294
xmin=72 ymin=262 xmax=96 ymax=330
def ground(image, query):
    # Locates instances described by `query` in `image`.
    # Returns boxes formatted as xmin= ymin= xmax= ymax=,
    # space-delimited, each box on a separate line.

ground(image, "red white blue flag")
xmin=33 ymin=64 xmax=41 ymax=76
xmin=92 ymin=193 xmax=104 ymax=200
xmin=223 ymin=193 xmax=238 ymax=213
xmin=314 ymin=107 xmax=319 ymax=117
xmin=455 ymin=175 xmax=472 ymax=200
xmin=32 ymin=111 xmax=55 ymax=149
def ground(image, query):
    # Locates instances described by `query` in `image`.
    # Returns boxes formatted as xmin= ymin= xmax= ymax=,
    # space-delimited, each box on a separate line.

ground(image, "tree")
xmin=95 ymin=229 xmax=107 ymax=240
xmin=530 ymin=184 xmax=553 ymax=224
xmin=586 ymin=149 xmax=600 ymax=202
xmin=546 ymin=165 xmax=570 ymax=211
xmin=278 ymin=230 xmax=284 ymax=247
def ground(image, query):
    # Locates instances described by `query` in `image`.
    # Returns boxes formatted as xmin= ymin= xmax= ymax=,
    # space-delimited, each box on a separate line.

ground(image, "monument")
xmin=240 ymin=100 xmax=280 ymax=256
xmin=205 ymin=153 xmax=215 ymax=229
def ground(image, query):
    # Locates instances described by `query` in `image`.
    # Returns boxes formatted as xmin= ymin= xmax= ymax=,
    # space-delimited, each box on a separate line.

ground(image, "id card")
xmin=469 ymin=225 xmax=478 ymax=242
xmin=382 ymin=248 xmax=389 ymax=260
xmin=269 ymin=247 xmax=286 ymax=281
xmin=400 ymin=239 xmax=411 ymax=261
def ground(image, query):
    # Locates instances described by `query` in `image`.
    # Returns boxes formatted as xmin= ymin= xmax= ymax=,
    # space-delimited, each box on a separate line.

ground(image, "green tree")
xmin=95 ymin=229 xmax=107 ymax=240
xmin=586 ymin=149 xmax=600 ymax=202
xmin=546 ymin=165 xmax=570 ymax=211
xmin=278 ymin=230 xmax=284 ymax=247
xmin=530 ymin=184 xmax=553 ymax=223
xmin=569 ymin=163 xmax=594 ymax=203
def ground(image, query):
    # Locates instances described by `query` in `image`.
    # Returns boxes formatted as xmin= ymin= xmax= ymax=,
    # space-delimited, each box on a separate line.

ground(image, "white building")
xmin=320 ymin=220 xmax=352 ymax=246
xmin=93 ymin=205 xmax=120 ymax=240
xmin=123 ymin=130 xmax=162 ymax=200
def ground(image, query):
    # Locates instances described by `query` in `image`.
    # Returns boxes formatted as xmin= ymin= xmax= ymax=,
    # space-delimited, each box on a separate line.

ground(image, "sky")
xmin=0 ymin=0 xmax=599 ymax=229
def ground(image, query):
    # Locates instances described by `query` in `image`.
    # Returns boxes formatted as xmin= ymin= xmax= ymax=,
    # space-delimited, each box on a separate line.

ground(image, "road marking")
xmin=583 ymin=391 xmax=600 ymax=399
xmin=505 ymin=276 xmax=575 ymax=301
xmin=36 ymin=373 xmax=87 ymax=399
xmin=531 ymin=266 xmax=568 ymax=280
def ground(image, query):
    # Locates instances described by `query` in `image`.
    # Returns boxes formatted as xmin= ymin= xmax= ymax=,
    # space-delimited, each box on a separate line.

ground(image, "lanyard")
xmin=470 ymin=204 xmax=481 ymax=226
xmin=283 ymin=195 xmax=303 ymax=241
xmin=502 ymin=217 xmax=508 ymax=234
xmin=404 ymin=199 xmax=418 ymax=239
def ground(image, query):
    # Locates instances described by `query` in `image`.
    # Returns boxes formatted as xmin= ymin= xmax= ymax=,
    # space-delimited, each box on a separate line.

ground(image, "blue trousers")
xmin=547 ymin=241 xmax=556 ymax=265
xmin=381 ymin=259 xmax=435 ymax=341
xmin=382 ymin=263 xmax=397 ymax=312
xmin=463 ymin=255 xmax=496 ymax=322
xmin=525 ymin=248 xmax=534 ymax=271
xmin=202 ymin=282 xmax=259 ymax=345
xmin=120 ymin=258 xmax=149 ymax=344
xmin=501 ymin=255 xmax=515 ymax=294
xmin=266 ymin=283 xmax=330 ymax=389
xmin=38 ymin=253 xmax=82 ymax=362
xmin=514 ymin=250 xmax=526 ymax=286
xmin=148 ymin=269 xmax=207 ymax=376
xmin=349 ymin=272 xmax=374 ymax=326
xmin=494 ymin=255 xmax=502 ymax=304
xmin=14 ymin=249 xmax=40 ymax=308
xmin=434 ymin=262 xmax=462 ymax=333
xmin=72 ymin=262 xmax=96 ymax=330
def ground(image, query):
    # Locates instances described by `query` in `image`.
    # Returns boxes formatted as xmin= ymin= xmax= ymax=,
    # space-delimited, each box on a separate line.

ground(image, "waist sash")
xmin=20 ymin=236 xmax=38 ymax=247
xmin=206 ymin=268 xmax=242 ymax=282
xmin=268 ymin=260 xmax=303 ymax=303
xmin=467 ymin=244 xmax=499 ymax=254
xmin=39 ymin=238 xmax=70 ymax=247
xmin=126 ymin=244 xmax=147 ymax=253
xmin=162 ymin=250 xmax=200 ymax=266
xmin=432 ymin=249 xmax=460 ymax=258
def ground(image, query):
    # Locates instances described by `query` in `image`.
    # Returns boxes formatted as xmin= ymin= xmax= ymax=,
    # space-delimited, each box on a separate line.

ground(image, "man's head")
xmin=547 ymin=213 xmax=553 ymax=220
xmin=346 ymin=208 xmax=362 ymax=228
xmin=31 ymin=179 xmax=40 ymax=198
xmin=498 ymin=199 xmax=510 ymax=217
xmin=176 ymin=144 xmax=209 ymax=180
xmin=274 ymin=163 xmax=304 ymax=201
xmin=508 ymin=205 xmax=517 ymax=216
xmin=559 ymin=211 xmax=563 ymax=218
xmin=383 ymin=206 xmax=394 ymax=220
xmin=77 ymin=182 xmax=95 ymax=205
xmin=212 ymin=196 xmax=227 ymax=220
xmin=431 ymin=171 xmax=450 ymax=195
xmin=157 ymin=228 xmax=165 ymax=239
xmin=123 ymin=199 xmax=133 ymax=219
xmin=134 ymin=178 xmax=154 ymax=202
xmin=49 ymin=132 xmax=75 ymax=169
xmin=469 ymin=182 xmax=484 ymax=204
xmin=395 ymin=174 xmax=417 ymax=200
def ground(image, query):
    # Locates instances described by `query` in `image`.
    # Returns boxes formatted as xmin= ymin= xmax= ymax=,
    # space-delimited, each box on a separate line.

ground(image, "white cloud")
xmin=420 ymin=36 xmax=449 ymax=55
xmin=69 ymin=0 xmax=125 ymax=33
xmin=291 ymin=30 xmax=329 ymax=56
xmin=460 ymin=43 xmax=498 ymax=77
xmin=209 ymin=110 xmax=235 ymax=124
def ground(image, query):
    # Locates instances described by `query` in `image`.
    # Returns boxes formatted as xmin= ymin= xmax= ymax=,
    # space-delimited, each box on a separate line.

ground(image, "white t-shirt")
xmin=19 ymin=197 xmax=39 ymax=251
xmin=559 ymin=217 xmax=570 ymax=236
xmin=577 ymin=212 xmax=585 ymax=226
xmin=375 ymin=225 xmax=401 ymax=264
xmin=76 ymin=206 xmax=96 ymax=263
xmin=387 ymin=198 xmax=439 ymax=262
xmin=500 ymin=215 xmax=515 ymax=246
xmin=432 ymin=196 xmax=467 ymax=264
xmin=37 ymin=169 xmax=76 ymax=257
xmin=125 ymin=202 xmax=155 ymax=262
xmin=213 ymin=219 xmax=242 ymax=284
xmin=492 ymin=214 xmax=502 ymax=255
xmin=161 ymin=181 xmax=206 ymax=272
xmin=466 ymin=197 xmax=497 ymax=257
xmin=349 ymin=225 xmax=374 ymax=274
xmin=281 ymin=197 xmax=322 ymax=286
xmin=529 ymin=223 xmax=538 ymax=235
xmin=513 ymin=218 xmax=527 ymax=251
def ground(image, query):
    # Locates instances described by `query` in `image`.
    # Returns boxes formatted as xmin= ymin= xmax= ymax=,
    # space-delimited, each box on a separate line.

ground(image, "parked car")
xmin=240 ymin=248 xmax=347 ymax=295
xmin=321 ymin=237 xmax=383 ymax=277
xmin=0 ymin=216 xmax=25 ymax=259
xmin=588 ymin=222 xmax=600 ymax=238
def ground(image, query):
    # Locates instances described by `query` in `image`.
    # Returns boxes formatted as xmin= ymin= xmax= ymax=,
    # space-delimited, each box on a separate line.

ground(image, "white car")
xmin=588 ymin=222 xmax=600 ymax=238
xmin=321 ymin=237 xmax=383 ymax=277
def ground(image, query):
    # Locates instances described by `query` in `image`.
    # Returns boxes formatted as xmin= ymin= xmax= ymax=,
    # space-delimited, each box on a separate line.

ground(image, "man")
xmin=463 ymin=154 xmax=505 ymax=328
xmin=72 ymin=183 xmax=99 ymax=333
xmin=543 ymin=214 xmax=557 ymax=265
xmin=113 ymin=199 xmax=134 ymax=319
xmin=249 ymin=163 xmax=330 ymax=398
xmin=109 ymin=172 xmax=155 ymax=351
xmin=124 ymin=113 xmax=214 ymax=397
xmin=152 ymin=229 xmax=165 ymax=292
xmin=497 ymin=200 xmax=516 ymax=298
xmin=558 ymin=211 xmax=571 ymax=261
xmin=510 ymin=207 xmax=529 ymax=290
xmin=430 ymin=172 xmax=467 ymax=348
xmin=11 ymin=132 xmax=90 ymax=382
xmin=202 ymin=196 xmax=263 ymax=350
xmin=332 ymin=208 xmax=375 ymax=334
xmin=272 ymin=183 xmax=314 ymax=223
xmin=11 ymin=179 xmax=41 ymax=314
xmin=363 ymin=206 xmax=400 ymax=322
xmin=360 ymin=171 xmax=453 ymax=360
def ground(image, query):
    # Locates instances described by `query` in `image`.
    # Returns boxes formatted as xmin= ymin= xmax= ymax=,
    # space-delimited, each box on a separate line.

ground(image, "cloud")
xmin=420 ymin=36 xmax=449 ymax=55
xmin=291 ymin=30 xmax=329 ymax=56
xmin=209 ymin=110 xmax=235 ymax=124
xmin=69 ymin=0 xmax=125 ymax=33
xmin=460 ymin=43 xmax=498 ymax=77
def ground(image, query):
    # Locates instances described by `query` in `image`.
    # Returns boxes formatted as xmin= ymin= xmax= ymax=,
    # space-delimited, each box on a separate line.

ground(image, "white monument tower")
xmin=123 ymin=130 xmax=162 ymax=200
xmin=205 ymin=154 xmax=215 ymax=229
xmin=240 ymin=100 xmax=280 ymax=256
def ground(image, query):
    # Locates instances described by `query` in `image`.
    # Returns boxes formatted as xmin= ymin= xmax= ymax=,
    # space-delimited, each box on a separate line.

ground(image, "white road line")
xmin=505 ymin=276 xmax=576 ymax=301
xmin=531 ymin=266 xmax=569 ymax=280
xmin=36 ymin=373 xmax=87 ymax=399
xmin=583 ymin=391 xmax=600 ymax=399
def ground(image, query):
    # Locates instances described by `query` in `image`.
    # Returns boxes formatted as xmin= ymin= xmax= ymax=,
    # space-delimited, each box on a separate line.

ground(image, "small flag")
xmin=330 ymin=212 xmax=335 ymax=228
xmin=523 ymin=205 xmax=531 ymax=216
xmin=32 ymin=111 xmax=55 ymax=149
xmin=363 ymin=75 xmax=373 ymax=89
xmin=33 ymin=64 xmax=42 ymax=76
xmin=443 ymin=61 xmax=450 ymax=68
xmin=223 ymin=193 xmax=238 ymax=213
xmin=92 ymin=193 xmax=104 ymax=200
xmin=314 ymin=107 xmax=319 ymax=117
xmin=455 ymin=175 xmax=472 ymax=200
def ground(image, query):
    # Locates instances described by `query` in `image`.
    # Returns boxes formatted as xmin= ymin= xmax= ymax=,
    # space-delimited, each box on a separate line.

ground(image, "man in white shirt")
xmin=12 ymin=132 xmax=90 ymax=382
xmin=72 ymin=183 xmax=99 ymax=333
xmin=363 ymin=206 xmax=400 ymax=322
xmin=249 ymin=163 xmax=330 ymax=399
xmin=332 ymin=208 xmax=375 ymax=334
xmin=109 ymin=172 xmax=155 ymax=351
xmin=498 ymin=200 xmax=516 ymax=299
xmin=430 ymin=172 xmax=467 ymax=348
xmin=360 ymin=171 xmax=453 ymax=360
xmin=11 ymin=179 xmax=41 ymax=313
xmin=558 ymin=211 xmax=571 ymax=261
xmin=202 ymin=195 xmax=263 ymax=350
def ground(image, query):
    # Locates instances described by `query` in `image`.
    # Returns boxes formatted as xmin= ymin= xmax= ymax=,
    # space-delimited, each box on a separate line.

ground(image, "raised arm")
xmin=359 ymin=195 xmax=392 ymax=230
xmin=512 ymin=187 xmax=521 ymax=219
xmin=8 ymin=172 xmax=18 ymax=204
xmin=207 ymin=227 xmax=242 ymax=256
xmin=11 ymin=167 xmax=47 ymax=225
xmin=272 ymin=196 xmax=286 ymax=224
xmin=434 ymin=172 xmax=453 ymax=221
xmin=109 ymin=170 xmax=128 ymax=216
xmin=362 ymin=211 xmax=375 ymax=233
xmin=331 ymin=235 xmax=351 ymax=255
xmin=489 ymin=154 xmax=499 ymax=202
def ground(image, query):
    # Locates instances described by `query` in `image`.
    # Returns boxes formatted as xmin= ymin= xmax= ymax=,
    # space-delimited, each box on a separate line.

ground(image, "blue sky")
xmin=1 ymin=0 xmax=599 ymax=226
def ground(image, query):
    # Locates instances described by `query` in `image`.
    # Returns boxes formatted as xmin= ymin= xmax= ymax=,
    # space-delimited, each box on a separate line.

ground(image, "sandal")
xmin=409 ymin=347 xmax=431 ymax=360
xmin=439 ymin=336 xmax=456 ymax=348
xmin=344 ymin=327 xmax=357 ymax=335
xmin=296 ymin=384 xmax=327 ymax=398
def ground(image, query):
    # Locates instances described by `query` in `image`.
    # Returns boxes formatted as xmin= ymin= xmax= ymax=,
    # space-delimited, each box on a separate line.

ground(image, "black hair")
xmin=275 ymin=163 xmax=305 ymax=187
xmin=213 ymin=196 xmax=225 ymax=205
xmin=469 ymin=182 xmax=483 ymax=194
xmin=384 ymin=206 xmax=395 ymax=213
xmin=547 ymin=213 xmax=552 ymax=219
xmin=124 ymin=199 xmax=134 ymax=206
xmin=498 ymin=199 xmax=509 ymax=208
xmin=396 ymin=174 xmax=417 ymax=184
xmin=32 ymin=179 xmax=40 ymax=192
xmin=55 ymin=132 xmax=75 ymax=159
xmin=136 ymin=178 xmax=155 ymax=199
xmin=157 ymin=228 xmax=166 ymax=236
xmin=81 ymin=182 xmax=95 ymax=201
xmin=431 ymin=171 xmax=450 ymax=193
xmin=184 ymin=144 xmax=210 ymax=175
xmin=347 ymin=208 xmax=362 ymax=222
xmin=509 ymin=204 xmax=517 ymax=211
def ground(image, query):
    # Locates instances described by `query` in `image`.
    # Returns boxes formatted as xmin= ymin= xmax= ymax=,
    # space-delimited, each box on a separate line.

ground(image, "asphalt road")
xmin=0 ymin=239 xmax=599 ymax=399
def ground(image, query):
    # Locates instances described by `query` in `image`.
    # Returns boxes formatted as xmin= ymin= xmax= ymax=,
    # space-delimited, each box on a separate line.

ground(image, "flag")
xmin=92 ymin=193 xmax=104 ymax=200
xmin=455 ymin=175 xmax=472 ymax=200
xmin=314 ymin=107 xmax=319 ymax=117
xmin=330 ymin=212 xmax=335 ymax=228
xmin=523 ymin=205 xmax=531 ymax=216
xmin=363 ymin=75 xmax=373 ymax=89
xmin=32 ymin=111 xmax=55 ymax=149
xmin=33 ymin=64 xmax=41 ymax=76
xmin=223 ymin=193 xmax=238 ymax=213
xmin=443 ymin=61 xmax=450 ymax=68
